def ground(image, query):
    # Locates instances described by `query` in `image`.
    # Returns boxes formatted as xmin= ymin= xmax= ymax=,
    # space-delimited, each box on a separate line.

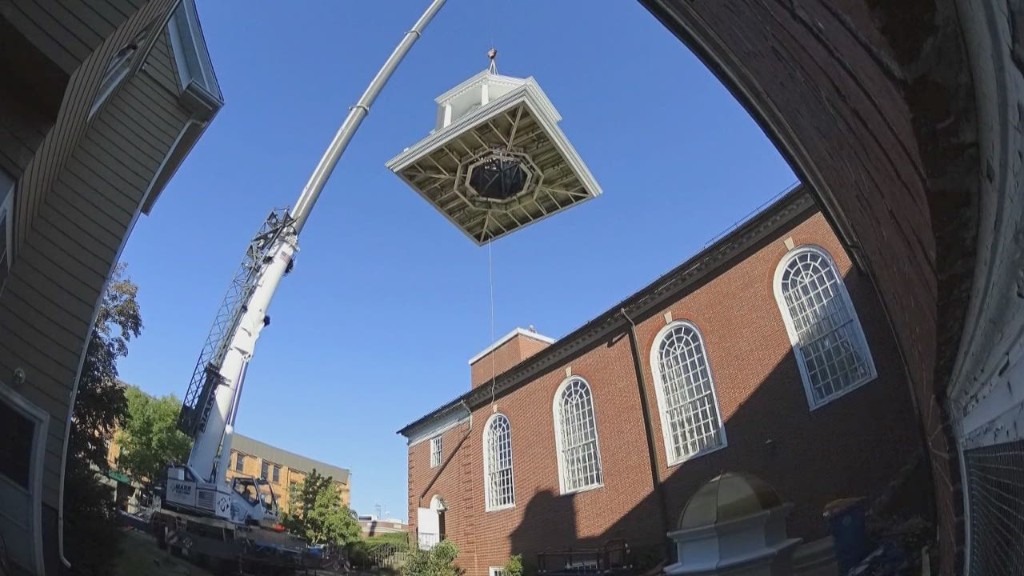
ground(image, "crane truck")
xmin=148 ymin=1 xmax=448 ymax=572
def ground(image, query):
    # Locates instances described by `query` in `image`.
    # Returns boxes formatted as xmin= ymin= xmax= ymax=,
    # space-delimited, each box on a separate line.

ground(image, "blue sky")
xmin=118 ymin=0 xmax=795 ymax=521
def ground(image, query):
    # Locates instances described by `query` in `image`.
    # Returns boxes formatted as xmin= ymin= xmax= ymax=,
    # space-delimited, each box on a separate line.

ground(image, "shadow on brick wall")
xmin=508 ymin=267 xmax=933 ymax=571
xmin=509 ymin=490 xmax=577 ymax=562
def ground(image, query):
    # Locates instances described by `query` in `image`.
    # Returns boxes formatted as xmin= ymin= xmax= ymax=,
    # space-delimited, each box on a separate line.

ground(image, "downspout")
xmin=620 ymin=309 xmax=673 ymax=558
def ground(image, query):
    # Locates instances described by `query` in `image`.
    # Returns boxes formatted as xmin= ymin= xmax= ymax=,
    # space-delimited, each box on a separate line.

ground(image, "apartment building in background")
xmin=226 ymin=433 xmax=351 ymax=514
xmin=0 ymin=0 xmax=222 ymax=573
xmin=399 ymin=187 xmax=930 ymax=576
xmin=358 ymin=516 xmax=409 ymax=538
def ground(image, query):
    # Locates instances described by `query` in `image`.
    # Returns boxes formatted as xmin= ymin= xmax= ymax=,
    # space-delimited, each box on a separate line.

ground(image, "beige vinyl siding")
xmin=12 ymin=0 xmax=173 ymax=254
xmin=146 ymin=29 xmax=183 ymax=94
xmin=112 ymin=0 xmax=152 ymax=18
xmin=0 ymin=1 xmax=144 ymax=74
xmin=34 ymin=0 xmax=122 ymax=42
xmin=28 ymin=0 xmax=106 ymax=55
xmin=0 ymin=0 xmax=190 ymax=507
xmin=1 ymin=3 xmax=82 ymax=73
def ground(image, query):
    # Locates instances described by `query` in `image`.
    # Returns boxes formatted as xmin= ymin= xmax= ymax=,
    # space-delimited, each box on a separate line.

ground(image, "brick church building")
xmin=398 ymin=186 xmax=928 ymax=576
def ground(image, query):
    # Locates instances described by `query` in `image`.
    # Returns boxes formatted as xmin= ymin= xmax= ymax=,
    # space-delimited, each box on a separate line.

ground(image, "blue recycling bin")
xmin=824 ymin=498 xmax=869 ymax=574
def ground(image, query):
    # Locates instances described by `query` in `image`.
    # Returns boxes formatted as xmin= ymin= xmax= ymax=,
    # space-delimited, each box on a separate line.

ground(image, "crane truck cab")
xmin=230 ymin=475 xmax=280 ymax=527
xmin=158 ymin=464 xmax=278 ymax=526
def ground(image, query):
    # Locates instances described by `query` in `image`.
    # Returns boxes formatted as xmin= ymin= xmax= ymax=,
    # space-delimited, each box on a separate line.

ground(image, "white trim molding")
xmin=167 ymin=0 xmax=223 ymax=113
xmin=482 ymin=413 xmax=515 ymax=512
xmin=773 ymin=245 xmax=877 ymax=410
xmin=552 ymin=376 xmax=604 ymax=495
xmin=0 ymin=379 xmax=50 ymax=575
xmin=649 ymin=320 xmax=727 ymax=467
xmin=406 ymin=403 xmax=471 ymax=448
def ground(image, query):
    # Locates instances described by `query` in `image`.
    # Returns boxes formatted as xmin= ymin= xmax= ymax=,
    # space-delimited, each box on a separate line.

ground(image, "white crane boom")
xmin=164 ymin=0 xmax=448 ymax=525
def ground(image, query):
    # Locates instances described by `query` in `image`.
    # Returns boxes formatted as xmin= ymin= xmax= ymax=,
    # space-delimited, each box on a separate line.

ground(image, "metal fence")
xmin=366 ymin=542 xmax=413 ymax=570
xmin=964 ymin=440 xmax=1024 ymax=576
xmin=349 ymin=535 xmax=416 ymax=572
xmin=536 ymin=540 xmax=633 ymax=576
xmin=417 ymin=532 xmax=440 ymax=550
xmin=954 ymin=333 xmax=1024 ymax=576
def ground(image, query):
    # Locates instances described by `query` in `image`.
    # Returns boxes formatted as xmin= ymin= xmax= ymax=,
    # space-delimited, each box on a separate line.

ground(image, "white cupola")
xmin=386 ymin=52 xmax=601 ymax=244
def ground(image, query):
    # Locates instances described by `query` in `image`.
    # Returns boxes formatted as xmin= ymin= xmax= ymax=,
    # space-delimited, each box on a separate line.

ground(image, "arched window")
xmin=553 ymin=377 xmax=603 ymax=493
xmin=651 ymin=321 xmax=726 ymax=466
xmin=483 ymin=414 xmax=515 ymax=510
xmin=774 ymin=246 xmax=877 ymax=408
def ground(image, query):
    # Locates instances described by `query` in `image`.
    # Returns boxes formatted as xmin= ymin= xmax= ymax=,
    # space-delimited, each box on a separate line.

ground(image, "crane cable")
xmin=488 ymin=236 xmax=498 ymax=411
xmin=486 ymin=6 xmax=499 ymax=410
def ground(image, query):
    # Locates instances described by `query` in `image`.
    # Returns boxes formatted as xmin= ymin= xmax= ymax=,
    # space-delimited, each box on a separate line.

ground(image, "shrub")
xmin=504 ymin=554 xmax=524 ymax=576
xmin=403 ymin=539 xmax=462 ymax=576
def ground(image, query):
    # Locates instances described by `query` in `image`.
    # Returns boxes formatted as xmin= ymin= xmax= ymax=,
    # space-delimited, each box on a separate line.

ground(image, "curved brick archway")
xmin=638 ymin=1 xmax=1024 ymax=574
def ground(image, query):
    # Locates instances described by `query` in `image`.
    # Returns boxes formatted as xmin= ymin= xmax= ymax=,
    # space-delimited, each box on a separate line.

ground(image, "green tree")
xmin=283 ymin=469 xmax=361 ymax=546
xmin=403 ymin=539 xmax=462 ymax=576
xmin=63 ymin=264 xmax=140 ymax=574
xmin=116 ymin=386 xmax=192 ymax=485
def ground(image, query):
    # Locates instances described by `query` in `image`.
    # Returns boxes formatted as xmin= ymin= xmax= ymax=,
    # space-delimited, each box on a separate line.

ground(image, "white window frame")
xmin=650 ymin=321 xmax=727 ymax=467
xmin=0 ymin=379 xmax=50 ymax=575
xmin=552 ymin=376 xmax=604 ymax=495
xmin=429 ymin=436 xmax=443 ymax=468
xmin=483 ymin=413 xmax=515 ymax=511
xmin=88 ymin=28 xmax=149 ymax=119
xmin=235 ymin=452 xmax=245 ymax=472
xmin=166 ymin=0 xmax=222 ymax=100
xmin=490 ymin=568 xmax=509 ymax=576
xmin=0 ymin=168 xmax=14 ymax=295
xmin=773 ymin=245 xmax=877 ymax=410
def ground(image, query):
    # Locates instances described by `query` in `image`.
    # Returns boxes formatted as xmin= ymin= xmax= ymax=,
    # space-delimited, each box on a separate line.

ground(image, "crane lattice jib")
xmin=177 ymin=209 xmax=293 ymax=436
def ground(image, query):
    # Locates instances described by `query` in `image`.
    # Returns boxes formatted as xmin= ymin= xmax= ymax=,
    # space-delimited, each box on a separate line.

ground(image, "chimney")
xmin=469 ymin=327 xmax=554 ymax=389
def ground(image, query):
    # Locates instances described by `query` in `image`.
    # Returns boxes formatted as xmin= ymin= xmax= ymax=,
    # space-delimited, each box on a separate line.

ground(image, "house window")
xmin=0 ymin=168 xmax=14 ymax=294
xmin=272 ymin=465 xmax=281 ymax=484
xmin=89 ymin=27 xmax=149 ymax=118
xmin=261 ymin=460 xmax=269 ymax=480
xmin=0 ymin=382 xmax=47 ymax=574
xmin=430 ymin=436 xmax=443 ymax=468
xmin=484 ymin=414 xmax=515 ymax=510
xmin=490 ymin=569 xmax=509 ymax=576
xmin=235 ymin=453 xmax=245 ymax=472
xmin=553 ymin=377 xmax=603 ymax=493
xmin=652 ymin=321 xmax=726 ymax=466
xmin=0 ymin=397 xmax=34 ymax=489
xmin=775 ymin=246 xmax=877 ymax=408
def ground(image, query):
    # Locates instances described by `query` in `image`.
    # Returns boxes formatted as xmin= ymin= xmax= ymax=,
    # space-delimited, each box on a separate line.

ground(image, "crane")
xmin=149 ymin=0 xmax=448 ymax=565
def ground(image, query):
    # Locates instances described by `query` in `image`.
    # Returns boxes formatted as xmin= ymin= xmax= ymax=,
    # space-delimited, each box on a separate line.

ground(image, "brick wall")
xmin=407 ymin=210 xmax=925 ymax=576
xmin=636 ymin=2 xmax=981 ymax=572
xmin=471 ymin=332 xmax=552 ymax=389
